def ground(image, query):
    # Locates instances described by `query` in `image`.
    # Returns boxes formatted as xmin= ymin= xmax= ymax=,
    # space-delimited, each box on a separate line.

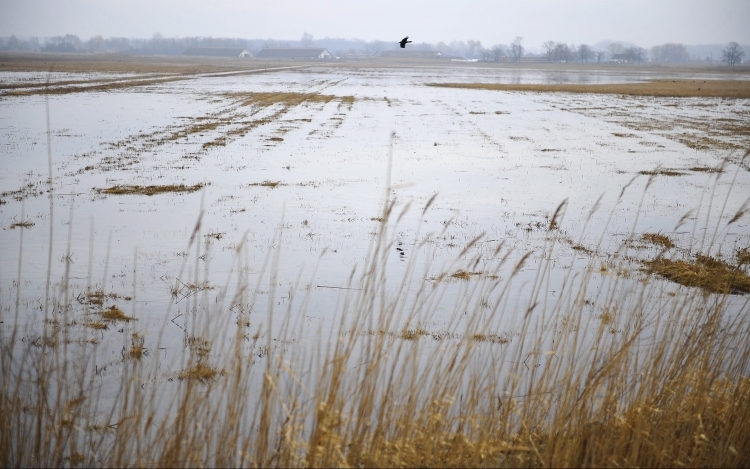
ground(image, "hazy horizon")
xmin=1 ymin=0 xmax=749 ymax=51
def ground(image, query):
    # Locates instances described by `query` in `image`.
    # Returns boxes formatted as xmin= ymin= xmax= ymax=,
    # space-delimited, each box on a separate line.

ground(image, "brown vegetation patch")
xmin=638 ymin=169 xmax=684 ymax=177
xmin=644 ymin=254 xmax=750 ymax=294
xmin=428 ymin=80 xmax=750 ymax=99
xmin=450 ymin=270 xmax=483 ymax=280
xmin=128 ymin=333 xmax=146 ymax=360
xmin=571 ymin=244 xmax=594 ymax=254
xmin=177 ymin=363 xmax=222 ymax=382
xmin=100 ymin=305 xmax=135 ymax=322
xmin=10 ymin=219 xmax=35 ymax=229
xmin=737 ymin=248 xmax=750 ymax=267
xmin=689 ymin=166 xmax=724 ymax=173
xmin=641 ymin=232 xmax=675 ymax=249
xmin=4 ymin=76 xmax=189 ymax=97
xmin=249 ymin=180 xmax=281 ymax=188
xmin=95 ymin=183 xmax=204 ymax=196
xmin=225 ymin=91 xmax=340 ymax=108
xmin=84 ymin=320 xmax=108 ymax=330
xmin=399 ymin=328 xmax=429 ymax=340
xmin=186 ymin=336 xmax=212 ymax=358
xmin=470 ymin=333 xmax=509 ymax=344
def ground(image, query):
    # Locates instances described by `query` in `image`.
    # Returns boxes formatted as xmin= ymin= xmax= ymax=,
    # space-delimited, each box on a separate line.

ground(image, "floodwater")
xmin=1 ymin=63 xmax=749 ymax=378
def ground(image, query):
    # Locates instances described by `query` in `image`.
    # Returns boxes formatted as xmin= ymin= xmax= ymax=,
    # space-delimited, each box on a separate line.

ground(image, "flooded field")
xmin=2 ymin=58 xmax=749 ymax=466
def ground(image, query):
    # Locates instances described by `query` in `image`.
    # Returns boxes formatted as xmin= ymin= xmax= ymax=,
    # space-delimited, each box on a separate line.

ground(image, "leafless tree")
xmin=551 ymin=42 xmax=572 ymax=62
xmin=607 ymin=42 xmax=626 ymax=58
xmin=542 ymin=41 xmax=556 ymax=62
xmin=722 ymin=42 xmax=745 ymax=66
xmin=491 ymin=44 xmax=506 ymax=62
xmin=626 ymin=46 xmax=647 ymax=63
xmin=650 ymin=43 xmax=689 ymax=63
xmin=43 ymin=34 xmax=82 ymax=52
xmin=301 ymin=32 xmax=314 ymax=47
xmin=577 ymin=44 xmax=593 ymax=63
xmin=466 ymin=40 xmax=483 ymax=59
xmin=595 ymin=50 xmax=606 ymax=63
xmin=86 ymin=35 xmax=107 ymax=52
xmin=510 ymin=36 xmax=524 ymax=63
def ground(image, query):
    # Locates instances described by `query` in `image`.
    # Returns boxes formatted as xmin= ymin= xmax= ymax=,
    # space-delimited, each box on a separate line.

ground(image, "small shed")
xmin=610 ymin=53 xmax=630 ymax=64
xmin=184 ymin=47 xmax=253 ymax=58
xmin=255 ymin=48 xmax=332 ymax=59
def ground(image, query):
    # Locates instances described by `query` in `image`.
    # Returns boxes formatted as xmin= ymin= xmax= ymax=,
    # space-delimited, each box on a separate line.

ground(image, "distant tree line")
xmin=0 ymin=33 xmax=745 ymax=66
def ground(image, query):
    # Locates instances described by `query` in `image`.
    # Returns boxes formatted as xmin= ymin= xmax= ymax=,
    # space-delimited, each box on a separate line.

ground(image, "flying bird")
xmin=399 ymin=37 xmax=412 ymax=48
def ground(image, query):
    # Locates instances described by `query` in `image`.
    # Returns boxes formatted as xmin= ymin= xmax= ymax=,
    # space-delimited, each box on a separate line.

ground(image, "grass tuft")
xmin=9 ymin=220 xmax=35 ymax=229
xmin=644 ymin=254 xmax=750 ymax=294
xmin=642 ymin=232 xmax=675 ymax=249
xmin=177 ymin=363 xmax=223 ymax=383
xmin=450 ymin=269 xmax=482 ymax=280
xmin=250 ymin=180 xmax=282 ymax=188
xmin=95 ymin=183 xmax=204 ymax=196
xmin=100 ymin=305 xmax=135 ymax=322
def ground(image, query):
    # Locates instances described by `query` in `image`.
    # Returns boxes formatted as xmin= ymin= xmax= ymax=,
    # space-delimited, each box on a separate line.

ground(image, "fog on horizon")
xmin=1 ymin=0 xmax=749 ymax=51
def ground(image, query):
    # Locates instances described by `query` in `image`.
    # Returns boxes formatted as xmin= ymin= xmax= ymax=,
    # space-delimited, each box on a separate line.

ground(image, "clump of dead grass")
xmin=427 ymin=80 xmax=750 ymax=99
xmin=9 ymin=219 xmax=35 ymax=229
xmin=225 ymin=91 xmax=340 ymax=108
xmin=470 ymin=333 xmax=509 ymax=344
xmin=84 ymin=320 xmax=108 ymax=330
xmin=450 ymin=269 xmax=482 ymax=280
xmin=249 ymin=180 xmax=282 ymax=188
xmin=737 ymin=247 xmax=750 ymax=267
xmin=638 ymin=169 xmax=684 ymax=177
xmin=644 ymin=254 xmax=750 ymax=294
xmin=690 ymin=166 xmax=724 ymax=173
xmin=127 ymin=333 xmax=146 ymax=360
xmin=95 ymin=183 xmax=204 ymax=196
xmin=642 ymin=232 xmax=675 ymax=249
xmin=177 ymin=363 xmax=223 ymax=383
xmin=100 ymin=305 xmax=135 ymax=322
xmin=186 ymin=336 xmax=212 ymax=358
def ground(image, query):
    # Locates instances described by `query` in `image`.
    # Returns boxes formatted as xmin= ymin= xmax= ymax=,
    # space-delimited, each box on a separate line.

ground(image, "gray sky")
xmin=1 ymin=0 xmax=748 ymax=49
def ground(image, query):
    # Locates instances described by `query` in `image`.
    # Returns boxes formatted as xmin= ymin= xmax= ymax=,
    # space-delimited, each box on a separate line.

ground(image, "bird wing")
xmin=401 ymin=37 xmax=409 ymax=42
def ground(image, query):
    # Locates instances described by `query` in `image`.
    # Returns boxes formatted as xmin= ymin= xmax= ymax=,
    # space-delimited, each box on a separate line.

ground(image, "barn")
xmin=255 ymin=48 xmax=332 ymax=59
xmin=184 ymin=47 xmax=253 ymax=58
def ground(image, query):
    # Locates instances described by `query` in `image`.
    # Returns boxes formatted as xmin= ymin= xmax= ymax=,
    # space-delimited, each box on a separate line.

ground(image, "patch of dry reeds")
xmin=428 ymin=80 xmax=750 ymax=99
xmin=2 ymin=149 xmax=750 ymax=468
xmin=95 ymin=183 xmax=204 ymax=196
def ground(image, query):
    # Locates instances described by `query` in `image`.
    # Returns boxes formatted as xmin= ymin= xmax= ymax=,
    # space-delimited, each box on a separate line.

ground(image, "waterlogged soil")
xmin=1 ymin=60 xmax=749 ymax=382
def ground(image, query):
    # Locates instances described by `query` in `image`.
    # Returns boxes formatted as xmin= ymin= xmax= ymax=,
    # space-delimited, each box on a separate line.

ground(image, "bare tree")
xmin=542 ymin=41 xmax=556 ymax=62
xmin=466 ymin=40 xmax=483 ymax=59
xmin=551 ymin=42 xmax=572 ymax=62
xmin=577 ymin=44 xmax=593 ymax=63
xmin=595 ymin=50 xmax=606 ymax=63
xmin=510 ymin=36 xmax=524 ymax=63
xmin=301 ymin=32 xmax=314 ymax=47
xmin=607 ymin=42 xmax=625 ymax=58
xmin=491 ymin=44 xmax=506 ymax=62
xmin=650 ymin=43 xmax=689 ymax=63
xmin=722 ymin=41 xmax=745 ymax=66
xmin=626 ymin=46 xmax=647 ymax=63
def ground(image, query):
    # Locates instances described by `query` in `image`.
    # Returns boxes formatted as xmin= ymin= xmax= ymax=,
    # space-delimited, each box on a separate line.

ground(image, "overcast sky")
xmin=1 ymin=0 xmax=748 ymax=49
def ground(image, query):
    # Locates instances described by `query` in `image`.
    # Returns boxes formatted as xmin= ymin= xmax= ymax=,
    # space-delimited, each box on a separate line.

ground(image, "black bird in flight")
xmin=399 ymin=37 xmax=412 ymax=48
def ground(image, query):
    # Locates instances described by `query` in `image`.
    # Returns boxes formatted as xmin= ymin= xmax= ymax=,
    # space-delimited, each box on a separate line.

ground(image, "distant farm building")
xmin=378 ymin=50 xmax=443 ymax=59
xmin=255 ymin=48 xmax=332 ymax=59
xmin=610 ymin=53 xmax=630 ymax=64
xmin=184 ymin=47 xmax=253 ymax=58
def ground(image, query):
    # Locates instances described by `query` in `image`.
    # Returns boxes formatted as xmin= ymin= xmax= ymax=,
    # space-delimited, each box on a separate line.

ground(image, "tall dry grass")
xmin=1 ymin=143 xmax=749 ymax=467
